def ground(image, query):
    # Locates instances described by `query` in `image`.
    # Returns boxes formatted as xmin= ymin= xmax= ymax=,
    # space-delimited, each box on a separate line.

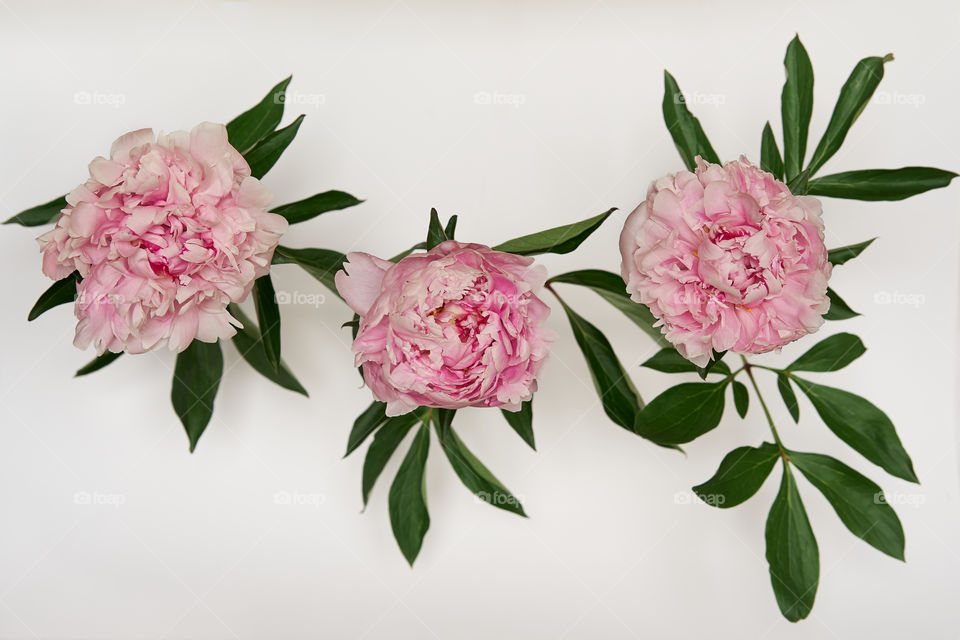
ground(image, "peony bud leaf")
xmin=761 ymin=122 xmax=784 ymax=181
xmin=791 ymin=376 xmax=918 ymax=483
xmin=435 ymin=421 xmax=526 ymax=517
xmin=823 ymin=288 xmax=859 ymax=320
xmin=3 ymin=194 xmax=67 ymax=227
xmin=271 ymin=245 xmax=346 ymax=299
xmin=75 ymin=351 xmax=122 ymax=377
xmin=227 ymin=304 xmax=308 ymax=397
xmin=500 ymin=401 xmax=535 ymax=450
xmin=777 ymin=373 xmax=800 ymax=423
xmin=787 ymin=333 xmax=866 ymax=372
xmin=765 ymin=462 xmax=820 ymax=622
xmin=493 ymin=209 xmax=615 ymax=257
xmin=547 ymin=270 xmax=669 ymax=348
xmin=345 ymin=402 xmax=388 ymax=458
xmin=781 ymin=35 xmax=814 ymax=181
xmin=693 ymin=442 xmax=780 ymax=508
xmin=252 ymin=274 xmax=282 ymax=372
xmin=388 ymin=423 xmax=432 ymax=566
xmin=226 ymin=76 xmax=292 ymax=154
xmin=662 ymin=70 xmax=721 ymax=170
xmin=634 ymin=381 xmax=728 ymax=446
xmin=362 ymin=412 xmax=421 ymax=507
xmin=827 ymin=238 xmax=875 ymax=266
xmin=245 ymin=113 xmax=305 ymax=180
xmin=270 ymin=190 xmax=364 ymax=225
xmin=426 ymin=208 xmax=452 ymax=250
xmin=789 ymin=450 xmax=905 ymax=560
xmin=732 ymin=380 xmax=749 ymax=418
xmin=806 ymin=55 xmax=892 ymax=176
xmin=807 ymin=167 xmax=958 ymax=201
xmin=171 ymin=340 xmax=224 ymax=453
xmin=642 ymin=348 xmax=730 ymax=375
xmin=28 ymin=271 xmax=80 ymax=321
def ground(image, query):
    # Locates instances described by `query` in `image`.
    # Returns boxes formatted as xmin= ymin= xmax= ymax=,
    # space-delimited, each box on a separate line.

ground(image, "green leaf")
xmin=778 ymin=373 xmax=800 ymax=423
xmin=634 ymin=382 xmax=727 ymax=445
xmin=760 ymin=122 xmax=784 ymax=180
xmin=787 ymin=167 xmax=811 ymax=195
xmin=501 ymin=401 xmax=535 ymax=450
xmin=641 ymin=348 xmax=730 ymax=375
xmin=388 ymin=422 xmax=431 ymax=565
xmin=828 ymin=238 xmax=875 ymax=266
xmin=789 ymin=450 xmax=905 ymax=560
xmin=252 ymin=274 xmax=281 ymax=372
xmin=792 ymin=377 xmax=917 ymax=482
xmin=788 ymin=333 xmax=866 ymax=372
xmin=547 ymin=270 xmax=670 ymax=348
xmin=765 ymin=463 xmax=819 ymax=622
xmin=362 ymin=412 xmax=421 ymax=506
xmin=807 ymin=54 xmax=893 ymax=176
xmin=693 ymin=442 xmax=780 ymax=508
xmin=444 ymin=215 xmax=458 ymax=240
xmin=732 ymin=381 xmax=749 ymax=418
xmin=345 ymin=401 xmax=388 ymax=458
xmin=271 ymin=190 xmax=364 ymax=225
xmin=557 ymin=299 xmax=643 ymax=432
xmin=28 ymin=271 xmax=80 ymax=321
xmin=662 ymin=70 xmax=721 ymax=170
xmin=227 ymin=304 xmax=307 ymax=397
xmin=244 ymin=113 xmax=305 ymax=180
xmin=493 ymin=209 xmax=615 ymax=256
xmin=435 ymin=423 xmax=526 ymax=517
xmin=426 ymin=208 xmax=450 ymax=250
xmin=390 ymin=242 xmax=427 ymax=263
xmin=781 ymin=35 xmax=814 ymax=180
xmin=271 ymin=245 xmax=345 ymax=298
xmin=823 ymin=288 xmax=859 ymax=320
xmin=226 ymin=76 xmax=292 ymax=154
xmin=4 ymin=194 xmax=66 ymax=227
xmin=807 ymin=167 xmax=958 ymax=201
xmin=695 ymin=351 xmax=727 ymax=380
xmin=171 ymin=340 xmax=224 ymax=452
xmin=75 ymin=351 xmax=122 ymax=377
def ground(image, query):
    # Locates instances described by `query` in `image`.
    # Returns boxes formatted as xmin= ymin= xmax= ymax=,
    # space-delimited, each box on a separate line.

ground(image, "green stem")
xmin=740 ymin=355 xmax=787 ymax=455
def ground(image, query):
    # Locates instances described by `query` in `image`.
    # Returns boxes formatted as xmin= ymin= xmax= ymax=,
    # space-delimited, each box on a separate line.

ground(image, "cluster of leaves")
xmin=344 ymin=207 xmax=616 ymax=564
xmin=545 ymin=35 xmax=955 ymax=622
xmin=11 ymin=77 xmax=364 ymax=451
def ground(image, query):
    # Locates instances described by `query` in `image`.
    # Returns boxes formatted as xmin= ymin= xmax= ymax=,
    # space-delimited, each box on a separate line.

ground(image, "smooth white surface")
xmin=1 ymin=1 xmax=958 ymax=638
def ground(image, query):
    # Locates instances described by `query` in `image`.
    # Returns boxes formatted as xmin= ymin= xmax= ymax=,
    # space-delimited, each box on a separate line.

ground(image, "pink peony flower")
xmin=335 ymin=241 xmax=556 ymax=416
xmin=38 ymin=122 xmax=288 ymax=354
xmin=619 ymin=156 xmax=831 ymax=367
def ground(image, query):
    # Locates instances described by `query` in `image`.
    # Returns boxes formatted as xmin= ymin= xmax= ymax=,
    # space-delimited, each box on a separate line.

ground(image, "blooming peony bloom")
xmin=619 ymin=156 xmax=831 ymax=367
xmin=335 ymin=241 xmax=556 ymax=416
xmin=38 ymin=123 xmax=288 ymax=354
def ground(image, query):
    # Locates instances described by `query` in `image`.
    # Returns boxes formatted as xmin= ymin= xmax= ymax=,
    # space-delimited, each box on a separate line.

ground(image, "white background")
xmin=1 ymin=1 xmax=958 ymax=638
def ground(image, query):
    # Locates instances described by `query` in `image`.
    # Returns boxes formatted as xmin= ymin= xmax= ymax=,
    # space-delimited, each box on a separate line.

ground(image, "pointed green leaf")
xmin=807 ymin=167 xmax=958 ymax=201
xmin=75 ymin=351 xmax=122 ymax=377
xmin=226 ymin=76 xmax=292 ymax=154
xmin=345 ymin=401 xmax=388 ymax=457
xmin=761 ymin=122 xmax=784 ymax=180
xmin=787 ymin=168 xmax=811 ymax=195
xmin=781 ymin=35 xmax=814 ymax=180
xmin=362 ymin=411 xmax=421 ymax=506
xmin=793 ymin=377 xmax=917 ymax=482
xmin=693 ymin=442 xmax=780 ymax=508
xmin=501 ymin=400 xmax=535 ymax=450
xmin=807 ymin=54 xmax=893 ymax=176
xmin=695 ymin=351 xmax=728 ymax=380
xmin=227 ymin=304 xmax=307 ymax=397
xmin=662 ymin=70 xmax=721 ymax=170
xmin=388 ymin=423 xmax=431 ymax=565
xmin=271 ymin=245 xmax=345 ymax=298
xmin=778 ymin=373 xmax=800 ymax=423
xmin=271 ymin=190 xmax=363 ymax=225
xmin=828 ymin=238 xmax=875 ymax=266
xmin=789 ymin=450 xmax=905 ymax=560
xmin=252 ymin=274 xmax=281 ymax=372
xmin=4 ymin=194 xmax=66 ymax=227
xmin=28 ymin=271 xmax=80 ymax=321
xmin=765 ymin=463 xmax=819 ymax=622
xmin=788 ymin=333 xmax=865 ymax=372
xmin=244 ymin=113 xmax=305 ymax=180
xmin=641 ymin=348 xmax=730 ymax=375
xmin=634 ymin=382 xmax=727 ymax=445
xmin=426 ymin=208 xmax=450 ymax=250
xmin=171 ymin=340 xmax=223 ymax=452
xmin=493 ymin=209 xmax=615 ymax=256
xmin=443 ymin=215 xmax=458 ymax=240
xmin=732 ymin=380 xmax=749 ymax=418
xmin=823 ymin=288 xmax=859 ymax=320
xmin=436 ymin=423 xmax=525 ymax=517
